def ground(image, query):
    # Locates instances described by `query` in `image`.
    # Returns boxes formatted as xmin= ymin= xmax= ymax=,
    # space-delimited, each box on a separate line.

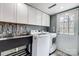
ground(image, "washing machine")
xmin=32 ymin=33 xmax=50 ymax=56
xmin=49 ymin=33 xmax=57 ymax=55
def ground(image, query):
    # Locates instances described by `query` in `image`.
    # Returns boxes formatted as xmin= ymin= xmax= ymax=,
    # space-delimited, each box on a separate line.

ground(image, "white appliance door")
xmin=32 ymin=35 xmax=38 ymax=56
xmin=37 ymin=35 xmax=50 ymax=56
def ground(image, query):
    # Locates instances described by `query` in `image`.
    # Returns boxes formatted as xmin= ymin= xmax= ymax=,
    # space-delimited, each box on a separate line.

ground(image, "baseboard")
xmin=56 ymin=49 xmax=72 ymax=56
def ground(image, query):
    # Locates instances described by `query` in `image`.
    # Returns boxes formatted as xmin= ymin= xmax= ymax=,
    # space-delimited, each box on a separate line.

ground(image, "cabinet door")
xmin=1 ymin=3 xmax=17 ymax=23
xmin=42 ymin=13 xmax=50 ymax=26
xmin=41 ymin=13 xmax=47 ymax=26
xmin=46 ymin=14 xmax=50 ymax=26
xmin=36 ymin=10 xmax=42 ymax=26
xmin=0 ymin=4 xmax=2 ymax=21
xmin=28 ymin=6 xmax=36 ymax=25
xmin=41 ymin=13 xmax=46 ymax=26
xmin=17 ymin=3 xmax=28 ymax=24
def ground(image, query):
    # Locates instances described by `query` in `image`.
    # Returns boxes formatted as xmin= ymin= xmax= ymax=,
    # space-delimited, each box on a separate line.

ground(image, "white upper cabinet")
xmin=0 ymin=3 xmax=17 ymax=23
xmin=0 ymin=4 xmax=2 ymax=21
xmin=46 ymin=14 xmax=50 ymax=26
xmin=41 ymin=13 xmax=46 ymax=26
xmin=41 ymin=13 xmax=50 ymax=27
xmin=28 ymin=6 xmax=37 ymax=25
xmin=0 ymin=3 xmax=50 ymax=26
xmin=36 ymin=10 xmax=42 ymax=26
xmin=17 ymin=3 xmax=28 ymax=24
xmin=28 ymin=6 xmax=50 ymax=26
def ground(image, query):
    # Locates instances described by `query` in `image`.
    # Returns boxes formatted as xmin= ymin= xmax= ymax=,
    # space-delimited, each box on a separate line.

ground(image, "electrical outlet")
xmin=15 ymin=48 xmax=19 ymax=52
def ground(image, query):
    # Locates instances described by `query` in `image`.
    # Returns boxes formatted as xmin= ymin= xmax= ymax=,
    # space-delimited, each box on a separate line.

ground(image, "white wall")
xmin=56 ymin=35 xmax=78 ymax=55
xmin=50 ymin=8 xmax=79 ymax=56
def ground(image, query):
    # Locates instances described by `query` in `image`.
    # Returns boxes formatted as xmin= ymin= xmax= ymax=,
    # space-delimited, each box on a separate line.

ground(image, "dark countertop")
xmin=0 ymin=35 xmax=33 ymax=41
xmin=0 ymin=34 xmax=33 ymax=53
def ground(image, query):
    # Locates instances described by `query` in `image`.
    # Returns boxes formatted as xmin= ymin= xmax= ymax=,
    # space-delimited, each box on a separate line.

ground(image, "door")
xmin=41 ymin=13 xmax=50 ymax=26
xmin=0 ymin=3 xmax=17 ymax=23
xmin=37 ymin=35 xmax=50 ymax=56
xmin=17 ymin=3 xmax=28 ymax=24
xmin=46 ymin=14 xmax=50 ymax=26
xmin=41 ymin=13 xmax=47 ymax=26
xmin=28 ymin=6 xmax=36 ymax=25
xmin=36 ymin=10 xmax=42 ymax=26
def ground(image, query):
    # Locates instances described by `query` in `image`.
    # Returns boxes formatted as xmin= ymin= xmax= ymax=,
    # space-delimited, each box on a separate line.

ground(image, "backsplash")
xmin=26 ymin=25 xmax=49 ymax=32
xmin=0 ymin=22 xmax=48 ymax=38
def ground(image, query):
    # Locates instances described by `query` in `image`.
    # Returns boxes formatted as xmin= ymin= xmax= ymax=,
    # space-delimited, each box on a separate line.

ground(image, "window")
xmin=57 ymin=13 xmax=74 ymax=35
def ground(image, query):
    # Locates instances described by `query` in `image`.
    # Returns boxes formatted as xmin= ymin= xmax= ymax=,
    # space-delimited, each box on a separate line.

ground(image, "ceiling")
xmin=28 ymin=3 xmax=79 ymax=15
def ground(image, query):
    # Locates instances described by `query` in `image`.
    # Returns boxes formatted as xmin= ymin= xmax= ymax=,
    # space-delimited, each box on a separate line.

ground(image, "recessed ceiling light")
xmin=65 ymin=13 xmax=68 ymax=15
xmin=60 ymin=6 xmax=64 ymax=9
xmin=17 ymin=3 xmax=22 ymax=6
